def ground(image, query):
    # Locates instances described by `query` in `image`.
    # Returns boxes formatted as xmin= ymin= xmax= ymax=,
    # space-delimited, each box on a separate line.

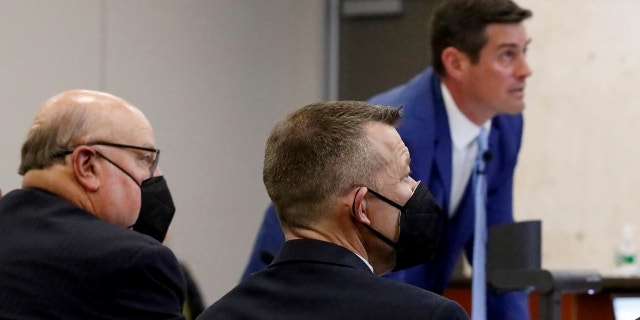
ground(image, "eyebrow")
xmin=497 ymin=39 xmax=532 ymax=50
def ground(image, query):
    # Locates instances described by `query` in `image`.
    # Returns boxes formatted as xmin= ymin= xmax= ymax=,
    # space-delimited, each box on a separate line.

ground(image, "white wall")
xmin=516 ymin=0 xmax=640 ymax=275
xmin=0 ymin=0 xmax=324 ymax=304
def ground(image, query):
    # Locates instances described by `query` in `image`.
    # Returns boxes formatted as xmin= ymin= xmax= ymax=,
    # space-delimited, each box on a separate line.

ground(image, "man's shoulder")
xmin=2 ymin=188 xmax=169 ymax=265
xmin=370 ymin=275 xmax=446 ymax=298
xmin=285 ymin=263 xmax=459 ymax=313
xmin=202 ymin=268 xmax=468 ymax=320
xmin=241 ymin=269 xmax=467 ymax=319
xmin=0 ymin=191 xmax=185 ymax=320
xmin=368 ymin=67 xmax=439 ymax=108
xmin=368 ymin=277 xmax=469 ymax=319
xmin=491 ymin=113 xmax=524 ymax=148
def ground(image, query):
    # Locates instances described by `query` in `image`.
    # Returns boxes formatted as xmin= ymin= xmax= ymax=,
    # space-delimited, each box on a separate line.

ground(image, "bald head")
xmin=19 ymin=89 xmax=151 ymax=175
xmin=18 ymin=89 xmax=159 ymax=226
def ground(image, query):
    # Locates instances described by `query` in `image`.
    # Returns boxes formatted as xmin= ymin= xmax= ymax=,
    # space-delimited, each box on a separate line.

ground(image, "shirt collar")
xmin=353 ymin=252 xmax=374 ymax=273
xmin=441 ymin=82 xmax=492 ymax=149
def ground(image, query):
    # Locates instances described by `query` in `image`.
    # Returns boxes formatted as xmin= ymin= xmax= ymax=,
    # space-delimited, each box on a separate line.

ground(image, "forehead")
xmin=366 ymin=122 xmax=410 ymax=168
xmin=96 ymin=103 xmax=156 ymax=147
xmin=483 ymin=23 xmax=530 ymax=49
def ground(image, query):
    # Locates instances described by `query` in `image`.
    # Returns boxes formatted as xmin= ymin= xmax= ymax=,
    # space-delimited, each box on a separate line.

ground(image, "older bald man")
xmin=0 ymin=90 xmax=186 ymax=319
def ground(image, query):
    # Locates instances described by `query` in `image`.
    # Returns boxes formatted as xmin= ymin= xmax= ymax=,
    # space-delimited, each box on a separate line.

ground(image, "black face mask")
xmin=132 ymin=176 xmax=176 ymax=242
xmin=96 ymin=152 xmax=176 ymax=242
xmin=354 ymin=182 xmax=446 ymax=271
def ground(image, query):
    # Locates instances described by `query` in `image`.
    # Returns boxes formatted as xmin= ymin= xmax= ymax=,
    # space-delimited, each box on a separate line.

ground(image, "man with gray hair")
xmin=198 ymin=101 xmax=468 ymax=320
xmin=0 ymin=89 xmax=185 ymax=319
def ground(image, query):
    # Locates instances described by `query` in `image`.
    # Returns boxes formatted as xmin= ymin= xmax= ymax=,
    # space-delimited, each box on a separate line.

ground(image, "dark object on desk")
xmin=486 ymin=220 xmax=602 ymax=320
xmin=487 ymin=220 xmax=541 ymax=272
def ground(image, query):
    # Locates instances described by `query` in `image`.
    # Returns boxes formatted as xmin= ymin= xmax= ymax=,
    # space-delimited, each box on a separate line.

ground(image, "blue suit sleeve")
xmin=241 ymin=204 xmax=284 ymax=280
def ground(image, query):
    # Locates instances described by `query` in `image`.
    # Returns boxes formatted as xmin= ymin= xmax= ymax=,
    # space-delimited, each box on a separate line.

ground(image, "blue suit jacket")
xmin=244 ymin=67 xmax=529 ymax=319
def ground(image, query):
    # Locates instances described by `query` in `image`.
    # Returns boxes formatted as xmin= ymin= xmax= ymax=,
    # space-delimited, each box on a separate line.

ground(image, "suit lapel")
xmin=431 ymin=93 xmax=452 ymax=214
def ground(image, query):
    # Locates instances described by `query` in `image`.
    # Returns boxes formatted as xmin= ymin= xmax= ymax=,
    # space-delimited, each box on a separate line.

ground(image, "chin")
xmin=374 ymin=256 xmax=396 ymax=275
xmin=503 ymin=103 xmax=525 ymax=115
xmin=123 ymin=213 xmax=140 ymax=228
xmin=373 ymin=264 xmax=394 ymax=276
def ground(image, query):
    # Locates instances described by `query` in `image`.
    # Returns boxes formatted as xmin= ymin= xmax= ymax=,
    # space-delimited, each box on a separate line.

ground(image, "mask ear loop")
xmin=351 ymin=187 xmax=398 ymax=250
xmin=95 ymin=151 xmax=141 ymax=187
xmin=367 ymin=188 xmax=404 ymax=210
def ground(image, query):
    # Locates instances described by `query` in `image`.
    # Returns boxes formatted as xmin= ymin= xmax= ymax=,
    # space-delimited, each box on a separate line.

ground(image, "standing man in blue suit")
xmin=243 ymin=0 xmax=533 ymax=318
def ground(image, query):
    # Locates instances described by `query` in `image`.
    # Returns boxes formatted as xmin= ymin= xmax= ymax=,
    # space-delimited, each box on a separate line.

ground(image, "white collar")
xmin=441 ymin=82 xmax=491 ymax=149
xmin=353 ymin=252 xmax=374 ymax=273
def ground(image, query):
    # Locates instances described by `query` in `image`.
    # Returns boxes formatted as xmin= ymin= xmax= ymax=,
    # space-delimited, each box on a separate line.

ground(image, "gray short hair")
xmin=19 ymin=105 xmax=93 ymax=175
xmin=263 ymin=101 xmax=402 ymax=228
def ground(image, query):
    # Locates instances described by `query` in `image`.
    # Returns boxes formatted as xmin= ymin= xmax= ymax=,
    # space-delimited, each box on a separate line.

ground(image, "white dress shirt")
xmin=440 ymin=83 xmax=491 ymax=217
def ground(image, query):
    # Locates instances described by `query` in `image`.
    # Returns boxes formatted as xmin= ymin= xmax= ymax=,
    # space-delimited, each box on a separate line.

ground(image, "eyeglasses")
xmin=88 ymin=141 xmax=160 ymax=177
xmin=57 ymin=141 xmax=160 ymax=177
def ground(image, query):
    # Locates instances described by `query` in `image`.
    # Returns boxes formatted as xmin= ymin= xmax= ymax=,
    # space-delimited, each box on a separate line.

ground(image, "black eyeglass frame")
xmin=58 ymin=141 xmax=160 ymax=177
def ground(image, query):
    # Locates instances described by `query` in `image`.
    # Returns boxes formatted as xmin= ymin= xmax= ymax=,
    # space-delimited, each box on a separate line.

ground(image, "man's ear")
xmin=441 ymin=46 xmax=469 ymax=81
xmin=71 ymin=146 xmax=100 ymax=192
xmin=352 ymin=187 xmax=371 ymax=225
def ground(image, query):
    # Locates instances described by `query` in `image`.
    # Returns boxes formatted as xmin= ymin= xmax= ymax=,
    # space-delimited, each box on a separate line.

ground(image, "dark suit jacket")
xmin=243 ymin=67 xmax=528 ymax=319
xmin=0 ymin=188 xmax=186 ymax=320
xmin=199 ymin=239 xmax=469 ymax=320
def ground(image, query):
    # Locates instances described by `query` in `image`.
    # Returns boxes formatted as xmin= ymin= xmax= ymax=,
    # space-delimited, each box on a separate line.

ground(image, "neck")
xmin=22 ymin=166 xmax=94 ymax=214
xmin=283 ymin=217 xmax=376 ymax=270
xmin=442 ymin=78 xmax=492 ymax=126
